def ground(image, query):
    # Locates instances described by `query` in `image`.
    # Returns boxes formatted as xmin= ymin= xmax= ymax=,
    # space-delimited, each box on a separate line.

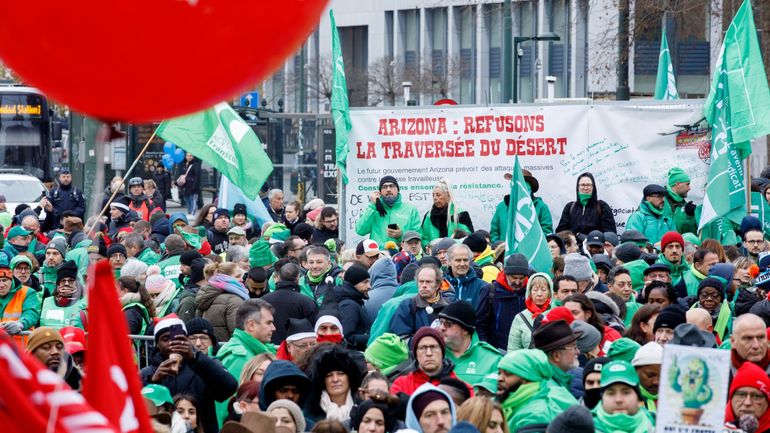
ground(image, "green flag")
xmin=157 ymin=103 xmax=273 ymax=200
xmin=704 ymin=0 xmax=770 ymax=154
xmin=330 ymin=9 xmax=352 ymax=184
xmin=698 ymin=52 xmax=747 ymax=231
xmin=654 ymin=27 xmax=678 ymax=100
xmin=505 ymin=157 xmax=553 ymax=274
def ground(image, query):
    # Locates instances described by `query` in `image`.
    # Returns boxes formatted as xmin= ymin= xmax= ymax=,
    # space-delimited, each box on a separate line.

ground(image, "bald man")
xmin=730 ymin=314 xmax=770 ymax=375
xmin=686 ymin=308 xmax=714 ymax=334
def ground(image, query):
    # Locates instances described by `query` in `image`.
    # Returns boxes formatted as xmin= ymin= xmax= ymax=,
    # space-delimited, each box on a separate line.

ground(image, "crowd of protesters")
xmin=7 ymin=166 xmax=770 ymax=433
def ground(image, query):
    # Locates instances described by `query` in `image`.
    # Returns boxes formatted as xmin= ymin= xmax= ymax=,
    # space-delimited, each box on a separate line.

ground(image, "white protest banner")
xmin=656 ymin=344 xmax=730 ymax=433
xmin=345 ymin=101 xmax=708 ymax=245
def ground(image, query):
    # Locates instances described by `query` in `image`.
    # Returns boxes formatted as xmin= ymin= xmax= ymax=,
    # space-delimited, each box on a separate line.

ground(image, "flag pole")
xmin=83 ymin=127 xmax=159 ymax=237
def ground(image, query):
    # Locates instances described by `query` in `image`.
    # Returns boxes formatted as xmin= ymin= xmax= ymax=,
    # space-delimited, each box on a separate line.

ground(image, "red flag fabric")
xmin=82 ymin=259 xmax=153 ymax=433
xmin=0 ymin=328 xmax=119 ymax=433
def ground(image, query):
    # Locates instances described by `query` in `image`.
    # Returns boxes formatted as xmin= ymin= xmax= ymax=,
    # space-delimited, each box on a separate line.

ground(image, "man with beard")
xmin=391 ymin=265 xmax=452 ymax=338
xmin=0 ymin=226 xmax=33 ymax=263
xmin=496 ymin=349 xmax=577 ymax=432
xmin=663 ymin=167 xmax=697 ymax=234
xmin=207 ymin=208 xmax=231 ymax=255
xmin=39 ymin=260 xmax=86 ymax=329
xmin=356 ymin=175 xmax=420 ymax=246
xmin=405 ymin=384 xmax=457 ymax=433
xmin=27 ymin=326 xmax=81 ymax=389
xmin=0 ymin=259 xmax=39 ymax=342
xmin=126 ymin=177 xmax=160 ymax=222
xmin=626 ymin=184 xmax=676 ymax=245
xmin=631 ymin=341 xmax=663 ymax=415
xmin=657 ymin=231 xmax=688 ymax=285
xmin=390 ymin=327 xmax=468 ymax=396
xmin=743 ymin=225 xmax=767 ymax=264
xmin=532 ymin=319 xmax=582 ymax=394
xmin=38 ymin=237 xmax=67 ymax=298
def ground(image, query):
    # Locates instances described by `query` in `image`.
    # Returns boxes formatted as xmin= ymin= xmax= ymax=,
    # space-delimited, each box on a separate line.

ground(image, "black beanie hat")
xmin=292 ymin=223 xmax=314 ymax=241
xmin=180 ymin=250 xmax=203 ymax=266
xmin=582 ymin=356 xmax=611 ymax=385
xmin=106 ymin=244 xmax=127 ymax=258
xmin=614 ymin=242 xmax=642 ymax=263
xmin=344 ymin=263 xmax=370 ymax=286
xmin=379 ymin=175 xmax=399 ymax=190
xmin=411 ymin=390 xmax=450 ymax=420
xmin=185 ymin=317 xmax=218 ymax=347
xmin=189 ymin=258 xmax=207 ymax=283
xmin=438 ymin=300 xmax=477 ymax=333
xmin=653 ymin=305 xmax=687 ymax=334
xmin=504 ymin=253 xmax=530 ymax=276
xmin=233 ymin=203 xmax=247 ymax=217
xmin=462 ymin=233 xmax=487 ymax=254
xmin=56 ymin=260 xmax=79 ymax=283
xmin=698 ymin=277 xmax=726 ymax=298
xmin=547 ymin=405 xmax=595 ymax=433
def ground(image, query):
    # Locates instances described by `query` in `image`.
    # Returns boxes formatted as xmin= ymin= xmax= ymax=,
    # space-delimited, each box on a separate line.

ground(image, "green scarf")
xmin=579 ymin=193 xmax=592 ymax=206
xmin=640 ymin=385 xmax=657 ymax=413
xmin=666 ymin=185 xmax=684 ymax=203
xmin=232 ymin=329 xmax=277 ymax=355
xmin=592 ymin=405 xmax=653 ymax=433
xmin=645 ymin=201 xmax=663 ymax=216
xmin=549 ymin=363 xmax=574 ymax=389
xmin=713 ymin=300 xmax=732 ymax=341
xmin=307 ymin=267 xmax=331 ymax=284
xmin=689 ymin=263 xmax=706 ymax=281
xmin=501 ymin=382 xmax=541 ymax=422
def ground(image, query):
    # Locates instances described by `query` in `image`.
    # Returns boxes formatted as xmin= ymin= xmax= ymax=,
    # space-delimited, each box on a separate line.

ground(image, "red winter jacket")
xmin=390 ymin=360 xmax=472 ymax=396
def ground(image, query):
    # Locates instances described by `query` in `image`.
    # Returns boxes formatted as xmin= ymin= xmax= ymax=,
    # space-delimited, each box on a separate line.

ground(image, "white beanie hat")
xmin=631 ymin=341 xmax=663 ymax=367
xmin=314 ymin=315 xmax=344 ymax=336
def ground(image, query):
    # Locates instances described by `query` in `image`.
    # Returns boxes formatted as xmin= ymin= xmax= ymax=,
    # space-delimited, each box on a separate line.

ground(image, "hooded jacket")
xmin=507 ymin=273 xmax=554 ymax=351
xmin=445 ymin=267 xmax=489 ymax=310
xmin=258 ymin=360 xmax=312 ymax=410
xmin=555 ymin=172 xmax=617 ymax=236
xmin=390 ymin=290 xmax=453 ymax=338
xmin=625 ymin=199 xmax=676 ymax=244
xmin=356 ymin=193 xmax=421 ymax=246
xmin=491 ymin=194 xmax=553 ymax=243
xmin=365 ymin=257 xmax=399 ymax=323
xmin=334 ymin=281 xmax=371 ymax=350
xmin=405 ymin=384 xmax=457 ymax=433
xmin=476 ymin=272 xmax=527 ymax=350
xmin=195 ymin=283 xmax=245 ymax=342
xmin=140 ymin=350 xmax=237 ymax=433
xmin=262 ymin=280 xmax=319 ymax=344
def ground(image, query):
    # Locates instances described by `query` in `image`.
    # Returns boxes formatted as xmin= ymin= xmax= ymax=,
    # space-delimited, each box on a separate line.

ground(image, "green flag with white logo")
xmin=330 ymin=9 xmax=352 ymax=184
xmin=654 ymin=27 xmax=678 ymax=100
xmin=703 ymin=0 xmax=770 ymax=154
xmin=157 ymin=103 xmax=273 ymax=200
xmin=505 ymin=157 xmax=553 ymax=274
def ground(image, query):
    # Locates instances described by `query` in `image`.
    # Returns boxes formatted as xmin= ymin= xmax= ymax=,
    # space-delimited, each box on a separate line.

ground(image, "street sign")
xmin=240 ymin=91 xmax=260 ymax=108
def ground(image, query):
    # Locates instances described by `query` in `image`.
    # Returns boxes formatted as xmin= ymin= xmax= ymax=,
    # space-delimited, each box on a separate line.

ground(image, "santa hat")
xmin=314 ymin=315 xmax=344 ymax=336
xmin=153 ymin=314 xmax=187 ymax=338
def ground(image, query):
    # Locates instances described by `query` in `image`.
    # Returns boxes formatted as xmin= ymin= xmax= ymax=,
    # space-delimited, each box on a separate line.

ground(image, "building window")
xmin=454 ymin=5 xmax=476 ymax=104
xmin=426 ymin=8 xmax=449 ymax=101
xmin=516 ymin=1 xmax=537 ymax=103
xmin=400 ymin=8 xmax=421 ymax=93
xmin=548 ymin=0 xmax=570 ymax=98
xmin=486 ymin=3 xmax=503 ymax=104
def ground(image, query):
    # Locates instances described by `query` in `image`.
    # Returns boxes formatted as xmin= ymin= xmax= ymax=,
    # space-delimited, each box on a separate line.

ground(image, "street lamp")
xmin=513 ymin=32 xmax=560 ymax=103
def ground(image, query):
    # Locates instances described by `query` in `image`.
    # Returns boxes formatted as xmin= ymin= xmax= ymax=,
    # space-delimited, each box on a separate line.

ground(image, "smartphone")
xmin=388 ymin=224 xmax=399 ymax=230
xmin=168 ymin=324 xmax=185 ymax=340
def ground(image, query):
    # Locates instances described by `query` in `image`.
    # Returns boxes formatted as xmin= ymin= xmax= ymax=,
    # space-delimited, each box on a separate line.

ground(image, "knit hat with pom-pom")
xmin=144 ymin=265 xmax=174 ymax=294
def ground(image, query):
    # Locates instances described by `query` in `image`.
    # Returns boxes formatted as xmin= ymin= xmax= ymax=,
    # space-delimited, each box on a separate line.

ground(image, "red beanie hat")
xmin=660 ymin=231 xmax=685 ymax=251
xmin=412 ymin=327 xmax=446 ymax=358
xmin=543 ymin=306 xmax=575 ymax=325
xmin=730 ymin=361 xmax=770 ymax=401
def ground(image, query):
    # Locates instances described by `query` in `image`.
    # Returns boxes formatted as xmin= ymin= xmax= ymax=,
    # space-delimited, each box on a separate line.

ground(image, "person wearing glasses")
xmin=531 ymin=319 xmax=583 ymax=396
xmin=689 ymin=277 xmax=733 ymax=343
xmin=725 ymin=361 xmax=770 ymax=433
xmin=390 ymin=327 xmax=467 ymax=397
xmin=356 ymin=175 xmax=421 ymax=246
xmin=743 ymin=223 xmax=767 ymax=264
xmin=555 ymin=172 xmax=616 ymax=237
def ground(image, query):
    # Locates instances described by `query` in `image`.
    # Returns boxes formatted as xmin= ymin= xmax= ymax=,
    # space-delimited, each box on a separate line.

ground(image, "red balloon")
xmin=0 ymin=0 xmax=328 ymax=122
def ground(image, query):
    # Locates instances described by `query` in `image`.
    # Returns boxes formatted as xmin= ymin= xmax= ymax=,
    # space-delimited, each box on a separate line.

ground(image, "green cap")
xmin=606 ymin=337 xmax=641 ymax=363
xmin=249 ymin=238 xmax=277 ymax=268
xmin=498 ymin=349 xmax=551 ymax=382
xmin=682 ymin=232 xmax=701 ymax=247
xmin=7 ymin=226 xmax=31 ymax=240
xmin=473 ymin=373 xmax=499 ymax=394
xmin=364 ymin=333 xmax=409 ymax=376
xmin=10 ymin=254 xmax=32 ymax=270
xmin=667 ymin=167 xmax=691 ymax=188
xmin=600 ymin=360 xmax=640 ymax=388
xmin=141 ymin=384 xmax=173 ymax=406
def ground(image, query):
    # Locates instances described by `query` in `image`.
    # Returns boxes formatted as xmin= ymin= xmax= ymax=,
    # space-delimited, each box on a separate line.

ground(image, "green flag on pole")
xmin=653 ymin=27 xmax=679 ymax=100
xmin=157 ymin=103 xmax=273 ymax=200
xmin=330 ymin=9 xmax=352 ymax=184
xmin=704 ymin=0 xmax=770 ymax=154
xmin=505 ymin=157 xmax=553 ymax=274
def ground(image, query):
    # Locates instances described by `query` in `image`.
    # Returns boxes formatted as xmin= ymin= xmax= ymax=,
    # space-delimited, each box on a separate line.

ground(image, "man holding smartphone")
xmin=356 ymin=175 xmax=421 ymax=246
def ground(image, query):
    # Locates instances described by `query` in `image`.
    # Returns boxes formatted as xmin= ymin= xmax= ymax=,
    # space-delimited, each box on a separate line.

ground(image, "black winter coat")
xmin=555 ymin=172 xmax=617 ymax=236
xmin=154 ymin=171 xmax=172 ymax=208
xmin=476 ymin=279 xmax=526 ymax=350
xmin=179 ymin=160 xmax=201 ymax=196
xmin=262 ymin=280 xmax=319 ymax=344
xmin=123 ymin=305 xmax=150 ymax=335
xmin=333 ymin=282 xmax=371 ymax=351
xmin=140 ymin=351 xmax=237 ymax=433
xmin=311 ymin=227 xmax=339 ymax=246
xmin=207 ymin=227 xmax=229 ymax=255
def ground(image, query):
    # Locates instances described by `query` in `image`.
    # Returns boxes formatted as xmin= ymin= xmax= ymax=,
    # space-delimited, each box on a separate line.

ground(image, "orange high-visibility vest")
xmin=2 ymin=285 xmax=31 ymax=347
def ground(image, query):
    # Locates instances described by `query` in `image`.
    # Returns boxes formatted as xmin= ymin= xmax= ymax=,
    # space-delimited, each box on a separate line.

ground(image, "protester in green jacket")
xmin=437 ymin=301 xmax=502 ymax=385
xmin=0 ymin=261 xmax=40 ymax=335
xmin=356 ymin=176 xmax=421 ymax=246
xmin=491 ymin=170 xmax=552 ymax=242
xmin=497 ymin=349 xmax=578 ymax=432
xmin=38 ymin=237 xmax=67 ymax=299
xmin=656 ymin=231 xmax=688 ymax=285
xmin=676 ymin=248 xmax=719 ymax=298
xmin=663 ymin=167 xmax=697 ymax=235
xmin=420 ymin=179 xmax=474 ymax=245
xmin=592 ymin=360 xmax=655 ymax=433
xmin=39 ymin=260 xmax=86 ymax=329
xmin=625 ymin=184 xmax=676 ymax=245
xmin=508 ymin=273 xmax=553 ymax=351
xmin=156 ymin=234 xmax=186 ymax=284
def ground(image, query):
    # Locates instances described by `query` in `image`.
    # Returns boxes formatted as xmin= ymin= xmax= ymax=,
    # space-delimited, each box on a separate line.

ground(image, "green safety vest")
xmin=122 ymin=301 xmax=151 ymax=336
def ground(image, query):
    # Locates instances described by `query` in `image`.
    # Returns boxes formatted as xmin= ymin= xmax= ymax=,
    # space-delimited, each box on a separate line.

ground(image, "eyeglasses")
xmin=734 ymin=390 xmax=767 ymax=403
xmin=289 ymin=341 xmax=317 ymax=350
xmin=416 ymin=344 xmax=441 ymax=354
xmin=323 ymin=218 xmax=338 ymax=224
xmin=698 ymin=292 xmax=721 ymax=300
xmin=745 ymin=240 xmax=765 ymax=245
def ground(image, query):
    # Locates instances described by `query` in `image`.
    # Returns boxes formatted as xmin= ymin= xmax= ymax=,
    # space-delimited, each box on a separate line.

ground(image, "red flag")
xmin=82 ymin=260 xmax=153 ymax=433
xmin=0 ymin=328 xmax=119 ymax=433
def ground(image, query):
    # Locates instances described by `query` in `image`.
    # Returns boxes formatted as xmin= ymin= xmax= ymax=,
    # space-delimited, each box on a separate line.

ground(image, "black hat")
xmin=504 ymin=253 xmax=530 ymax=276
xmin=670 ymin=323 xmax=716 ymax=348
xmin=180 ymin=250 xmax=203 ymax=266
xmin=532 ymin=319 xmax=582 ymax=353
xmin=462 ymin=233 xmax=487 ymax=254
xmin=286 ymin=318 xmax=316 ymax=341
xmin=582 ymin=356 xmax=611 ymax=385
xmin=233 ymin=203 xmax=248 ymax=217
xmin=185 ymin=317 xmax=218 ymax=347
xmin=379 ymin=175 xmax=399 ymax=190
xmin=312 ymin=345 xmax=365 ymax=394
xmin=190 ymin=258 xmax=207 ymax=283
xmin=697 ymin=277 xmax=725 ymax=299
xmin=438 ymin=301 xmax=477 ymax=333
xmin=642 ymin=184 xmax=667 ymax=197
xmin=110 ymin=195 xmax=131 ymax=213
xmin=653 ymin=305 xmax=687 ymax=333
xmin=213 ymin=208 xmax=230 ymax=221
xmin=592 ymin=254 xmax=613 ymax=273
xmin=344 ymin=263 xmax=370 ymax=286
xmin=56 ymin=260 xmax=78 ymax=283
xmin=292 ymin=223 xmax=314 ymax=241
xmin=619 ymin=230 xmax=648 ymax=244
xmin=59 ymin=167 xmax=71 ymax=175
xmin=586 ymin=230 xmax=605 ymax=247
xmin=106 ymin=244 xmax=127 ymax=258
xmin=614 ymin=242 xmax=642 ymax=263
xmin=546 ymin=405 xmax=595 ymax=433
xmin=643 ymin=262 xmax=671 ymax=276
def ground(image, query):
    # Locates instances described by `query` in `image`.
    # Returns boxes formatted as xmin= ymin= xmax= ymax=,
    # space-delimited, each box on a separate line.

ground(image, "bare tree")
xmin=420 ymin=54 xmax=468 ymax=101
xmin=368 ymin=56 xmax=406 ymax=106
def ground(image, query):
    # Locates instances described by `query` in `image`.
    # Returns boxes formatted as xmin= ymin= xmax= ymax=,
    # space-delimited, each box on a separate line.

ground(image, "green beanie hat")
xmin=10 ymin=254 xmax=32 ymax=270
xmin=498 ymin=349 xmax=552 ymax=382
xmin=667 ymin=167 xmax=691 ymax=188
xmin=606 ymin=337 xmax=641 ymax=363
xmin=364 ymin=333 xmax=409 ymax=375
xmin=0 ymin=212 xmax=12 ymax=231
xmin=682 ymin=232 xmax=701 ymax=247
xmin=264 ymin=223 xmax=290 ymax=242
xmin=249 ymin=238 xmax=277 ymax=268
xmin=623 ymin=259 xmax=649 ymax=292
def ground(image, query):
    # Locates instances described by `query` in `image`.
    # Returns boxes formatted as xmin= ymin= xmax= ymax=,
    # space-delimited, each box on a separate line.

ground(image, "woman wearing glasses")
xmin=690 ymin=277 xmax=734 ymax=343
